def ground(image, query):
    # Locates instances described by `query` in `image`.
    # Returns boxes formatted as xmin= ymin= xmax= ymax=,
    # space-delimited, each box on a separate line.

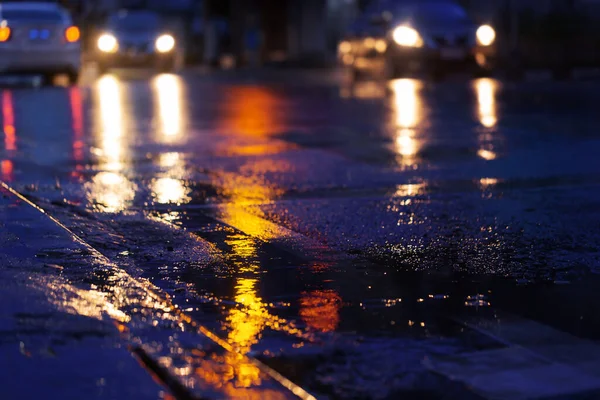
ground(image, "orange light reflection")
xmin=2 ymin=91 xmax=16 ymax=151
xmin=224 ymin=234 xmax=267 ymax=388
xmin=206 ymin=86 xmax=319 ymax=392
xmin=218 ymin=86 xmax=286 ymax=138
xmin=217 ymin=86 xmax=288 ymax=218
xmin=299 ymin=290 xmax=341 ymax=332
xmin=217 ymin=230 xmax=313 ymax=390
xmin=1 ymin=159 xmax=13 ymax=181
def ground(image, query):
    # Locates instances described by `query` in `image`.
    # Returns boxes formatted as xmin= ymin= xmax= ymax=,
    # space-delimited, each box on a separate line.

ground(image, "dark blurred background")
xmin=20 ymin=0 xmax=600 ymax=71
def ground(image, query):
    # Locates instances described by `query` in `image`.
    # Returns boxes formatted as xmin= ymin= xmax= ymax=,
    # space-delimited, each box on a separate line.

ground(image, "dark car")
xmin=95 ymin=10 xmax=184 ymax=74
xmin=339 ymin=0 xmax=497 ymax=79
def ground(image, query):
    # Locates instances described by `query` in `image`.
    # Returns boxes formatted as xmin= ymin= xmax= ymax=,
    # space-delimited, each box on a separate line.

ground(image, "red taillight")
xmin=0 ymin=26 xmax=11 ymax=42
xmin=65 ymin=26 xmax=80 ymax=43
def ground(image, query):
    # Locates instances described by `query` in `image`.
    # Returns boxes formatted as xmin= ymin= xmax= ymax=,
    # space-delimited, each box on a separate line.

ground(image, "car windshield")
xmin=108 ymin=11 xmax=161 ymax=30
xmin=0 ymin=9 xmax=63 ymax=23
xmin=399 ymin=2 xmax=469 ymax=22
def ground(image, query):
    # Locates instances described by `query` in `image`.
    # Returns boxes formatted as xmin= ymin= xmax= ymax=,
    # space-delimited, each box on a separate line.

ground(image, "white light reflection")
xmin=159 ymin=151 xmax=181 ymax=168
xmin=89 ymin=171 xmax=136 ymax=213
xmin=153 ymin=74 xmax=184 ymax=139
xmin=98 ymin=75 xmax=123 ymax=170
xmin=475 ymin=78 xmax=498 ymax=129
xmin=396 ymin=133 xmax=417 ymax=158
xmin=394 ymin=182 xmax=426 ymax=197
xmin=88 ymin=75 xmax=136 ymax=212
xmin=477 ymin=149 xmax=497 ymax=161
xmin=149 ymin=75 xmax=190 ymax=207
xmin=393 ymin=79 xmax=420 ymax=128
xmin=151 ymin=177 xmax=190 ymax=205
xmin=150 ymin=152 xmax=191 ymax=206
xmin=390 ymin=79 xmax=423 ymax=165
xmin=480 ymin=177 xmax=498 ymax=187
xmin=475 ymin=78 xmax=500 ymax=161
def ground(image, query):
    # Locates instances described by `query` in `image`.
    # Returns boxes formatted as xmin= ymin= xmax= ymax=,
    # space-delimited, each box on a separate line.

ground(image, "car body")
xmin=0 ymin=2 xmax=81 ymax=83
xmin=95 ymin=10 xmax=184 ymax=73
xmin=339 ymin=0 xmax=497 ymax=78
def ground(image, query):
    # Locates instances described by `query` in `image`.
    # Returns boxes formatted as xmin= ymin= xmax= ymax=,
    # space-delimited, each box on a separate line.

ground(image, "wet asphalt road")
xmin=3 ymin=68 xmax=600 ymax=398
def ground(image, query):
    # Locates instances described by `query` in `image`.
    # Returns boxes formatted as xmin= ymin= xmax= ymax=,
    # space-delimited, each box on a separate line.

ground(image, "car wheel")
xmin=349 ymin=66 xmax=363 ymax=82
xmin=384 ymin=57 xmax=404 ymax=80
xmin=428 ymin=64 xmax=446 ymax=81
xmin=42 ymin=72 xmax=56 ymax=86
xmin=158 ymin=53 xmax=184 ymax=74
xmin=473 ymin=65 xmax=493 ymax=78
xmin=96 ymin=62 xmax=109 ymax=76
xmin=158 ymin=61 xmax=175 ymax=73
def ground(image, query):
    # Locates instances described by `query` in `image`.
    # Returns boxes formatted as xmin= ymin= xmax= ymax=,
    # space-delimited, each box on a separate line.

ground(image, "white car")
xmin=0 ymin=2 xmax=82 ymax=84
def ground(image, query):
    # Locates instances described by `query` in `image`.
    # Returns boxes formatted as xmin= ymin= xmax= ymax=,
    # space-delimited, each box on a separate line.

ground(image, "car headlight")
xmin=155 ymin=34 xmax=175 ymax=53
xmin=338 ymin=41 xmax=352 ymax=54
xmin=392 ymin=26 xmax=423 ymax=48
xmin=476 ymin=25 xmax=496 ymax=46
xmin=98 ymin=33 xmax=118 ymax=53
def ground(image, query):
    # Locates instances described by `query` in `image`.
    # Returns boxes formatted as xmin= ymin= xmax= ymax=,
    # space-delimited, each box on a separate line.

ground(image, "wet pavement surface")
xmin=3 ymin=68 xmax=600 ymax=399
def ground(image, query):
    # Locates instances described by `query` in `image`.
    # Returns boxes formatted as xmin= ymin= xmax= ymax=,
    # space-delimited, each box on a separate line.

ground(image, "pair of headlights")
xmin=392 ymin=24 xmax=496 ymax=48
xmin=97 ymin=33 xmax=176 ymax=53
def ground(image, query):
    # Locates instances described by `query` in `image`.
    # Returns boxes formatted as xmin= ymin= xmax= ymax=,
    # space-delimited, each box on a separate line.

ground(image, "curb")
xmin=0 ymin=181 xmax=316 ymax=400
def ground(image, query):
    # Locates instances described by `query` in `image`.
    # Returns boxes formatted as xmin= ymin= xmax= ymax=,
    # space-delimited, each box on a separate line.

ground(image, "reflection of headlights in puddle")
xmin=151 ymin=177 xmax=190 ymax=205
xmin=153 ymin=74 xmax=184 ymax=138
xmin=475 ymin=78 xmax=498 ymax=128
xmin=477 ymin=149 xmax=497 ymax=161
xmin=159 ymin=152 xmax=181 ymax=168
xmin=345 ymin=82 xmax=387 ymax=99
xmin=395 ymin=129 xmax=417 ymax=157
xmin=391 ymin=79 xmax=421 ymax=129
xmin=394 ymin=182 xmax=426 ymax=197
xmin=480 ymin=177 xmax=498 ymax=186
xmin=481 ymin=115 xmax=497 ymax=129
xmin=87 ymin=171 xmax=136 ymax=212
xmin=98 ymin=75 xmax=123 ymax=140
xmin=390 ymin=79 xmax=423 ymax=167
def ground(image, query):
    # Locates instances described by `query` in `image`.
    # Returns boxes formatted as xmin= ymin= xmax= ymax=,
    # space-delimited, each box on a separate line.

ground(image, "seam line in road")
xmin=0 ymin=180 xmax=318 ymax=400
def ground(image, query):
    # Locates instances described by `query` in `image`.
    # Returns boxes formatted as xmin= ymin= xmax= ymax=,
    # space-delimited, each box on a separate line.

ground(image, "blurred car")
xmin=0 ymin=2 xmax=81 ymax=84
xmin=95 ymin=10 xmax=184 ymax=74
xmin=339 ymin=0 xmax=497 ymax=79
